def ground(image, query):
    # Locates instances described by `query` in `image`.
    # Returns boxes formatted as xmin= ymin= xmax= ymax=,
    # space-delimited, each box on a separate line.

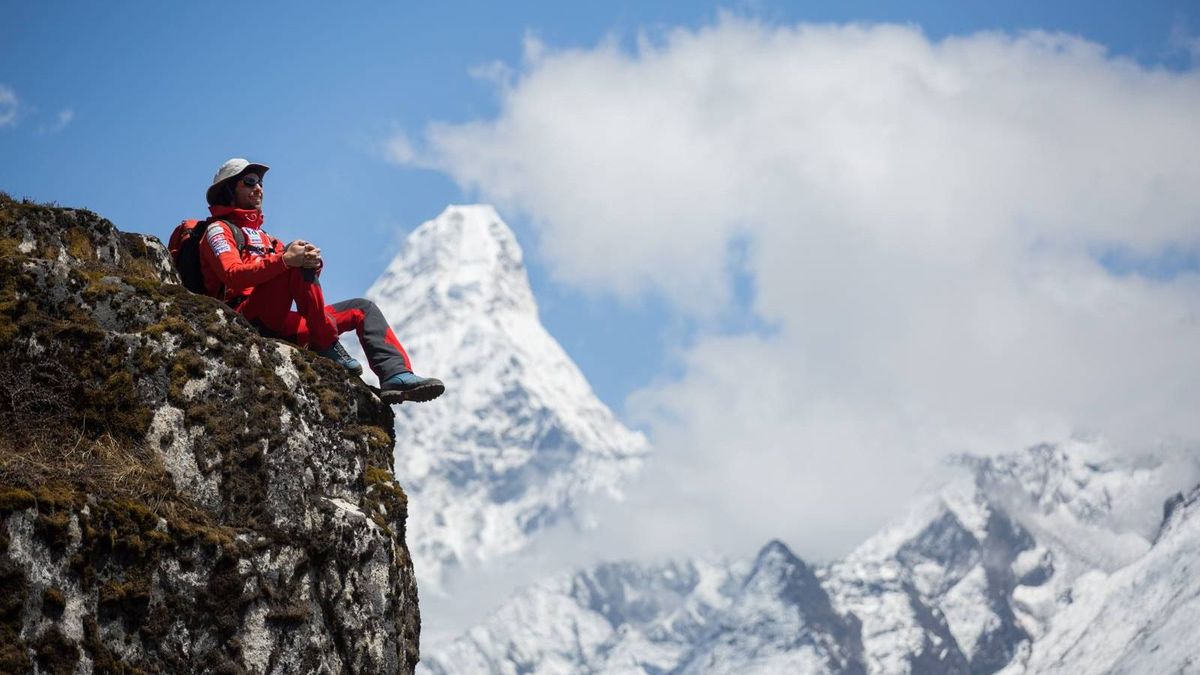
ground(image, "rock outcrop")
xmin=0 ymin=195 xmax=420 ymax=673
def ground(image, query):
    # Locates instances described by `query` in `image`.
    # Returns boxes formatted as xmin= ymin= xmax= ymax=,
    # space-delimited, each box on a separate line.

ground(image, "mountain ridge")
xmin=367 ymin=205 xmax=649 ymax=589
xmin=424 ymin=440 xmax=1200 ymax=674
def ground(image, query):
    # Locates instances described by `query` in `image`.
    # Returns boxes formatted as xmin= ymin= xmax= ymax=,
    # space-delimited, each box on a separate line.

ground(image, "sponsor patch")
xmin=205 ymin=224 xmax=232 ymax=255
xmin=244 ymin=227 xmax=271 ymax=255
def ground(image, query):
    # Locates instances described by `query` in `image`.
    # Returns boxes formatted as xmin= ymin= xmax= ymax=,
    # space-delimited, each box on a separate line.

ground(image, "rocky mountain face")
xmin=675 ymin=542 xmax=865 ymax=675
xmin=365 ymin=205 xmax=648 ymax=588
xmin=424 ymin=441 xmax=1200 ymax=674
xmin=0 ymin=195 xmax=420 ymax=673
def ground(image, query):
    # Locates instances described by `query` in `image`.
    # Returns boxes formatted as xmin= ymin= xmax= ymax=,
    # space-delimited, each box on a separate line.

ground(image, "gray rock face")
xmin=674 ymin=541 xmax=866 ymax=675
xmin=0 ymin=196 xmax=420 ymax=673
xmin=886 ymin=507 xmax=1033 ymax=673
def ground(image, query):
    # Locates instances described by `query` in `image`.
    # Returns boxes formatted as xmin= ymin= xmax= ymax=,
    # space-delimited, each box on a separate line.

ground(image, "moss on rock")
xmin=0 ymin=488 xmax=35 ymax=511
xmin=363 ymin=466 xmax=409 ymax=533
xmin=1 ymin=195 xmax=417 ymax=672
xmin=42 ymin=587 xmax=66 ymax=617
xmin=34 ymin=625 xmax=79 ymax=675
xmin=0 ymin=561 xmax=30 ymax=673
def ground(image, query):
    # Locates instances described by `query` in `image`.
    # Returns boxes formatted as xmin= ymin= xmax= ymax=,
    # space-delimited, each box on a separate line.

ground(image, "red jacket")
xmin=198 ymin=206 xmax=289 ymax=305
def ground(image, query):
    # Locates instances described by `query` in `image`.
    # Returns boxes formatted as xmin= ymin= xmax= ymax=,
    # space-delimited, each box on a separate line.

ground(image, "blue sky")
xmin=2 ymin=1 xmax=1196 ymax=414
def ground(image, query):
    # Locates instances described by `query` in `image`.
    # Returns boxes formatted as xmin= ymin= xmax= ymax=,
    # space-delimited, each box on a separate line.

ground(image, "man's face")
xmin=232 ymin=173 xmax=264 ymax=210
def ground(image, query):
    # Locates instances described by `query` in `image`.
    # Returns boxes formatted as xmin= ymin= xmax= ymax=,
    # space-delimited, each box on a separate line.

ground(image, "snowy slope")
xmin=1023 ymin=482 xmax=1200 ymax=674
xmin=366 ymin=205 xmax=649 ymax=588
xmin=423 ymin=540 xmax=865 ymax=675
xmin=675 ymin=542 xmax=865 ymax=675
xmin=825 ymin=440 xmax=1177 ymax=675
xmin=423 ymin=557 xmax=745 ymax=674
xmin=424 ymin=441 xmax=1198 ymax=674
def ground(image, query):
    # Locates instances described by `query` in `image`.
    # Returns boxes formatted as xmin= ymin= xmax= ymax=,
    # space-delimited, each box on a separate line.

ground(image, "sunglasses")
xmin=239 ymin=175 xmax=263 ymax=188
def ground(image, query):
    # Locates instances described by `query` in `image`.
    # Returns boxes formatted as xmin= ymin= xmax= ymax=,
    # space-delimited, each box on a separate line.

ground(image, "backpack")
xmin=167 ymin=218 xmax=246 ymax=296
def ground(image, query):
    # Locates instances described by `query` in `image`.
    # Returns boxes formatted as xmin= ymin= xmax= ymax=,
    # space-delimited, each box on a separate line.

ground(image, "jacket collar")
xmin=209 ymin=205 xmax=265 ymax=229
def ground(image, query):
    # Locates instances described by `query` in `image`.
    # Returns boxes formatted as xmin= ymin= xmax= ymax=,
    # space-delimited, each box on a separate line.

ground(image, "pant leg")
xmin=237 ymin=269 xmax=296 ymax=339
xmin=288 ymin=268 xmax=338 ymax=349
xmin=238 ymin=267 xmax=337 ymax=349
xmin=327 ymin=298 xmax=412 ymax=379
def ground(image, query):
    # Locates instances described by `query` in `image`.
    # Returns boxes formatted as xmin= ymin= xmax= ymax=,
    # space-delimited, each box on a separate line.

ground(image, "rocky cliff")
xmin=0 ymin=194 xmax=420 ymax=673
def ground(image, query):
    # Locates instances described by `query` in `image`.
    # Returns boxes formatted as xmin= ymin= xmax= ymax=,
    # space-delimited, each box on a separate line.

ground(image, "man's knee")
xmin=328 ymin=296 xmax=369 ymax=309
xmin=331 ymin=297 xmax=379 ymax=315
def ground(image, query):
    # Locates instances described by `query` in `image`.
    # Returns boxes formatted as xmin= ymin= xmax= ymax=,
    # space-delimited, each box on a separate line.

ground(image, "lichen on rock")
xmin=0 ymin=193 xmax=420 ymax=673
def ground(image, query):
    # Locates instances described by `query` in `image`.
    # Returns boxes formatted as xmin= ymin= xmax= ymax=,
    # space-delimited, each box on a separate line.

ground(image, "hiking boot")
xmin=380 ymin=371 xmax=445 ymax=404
xmin=315 ymin=340 xmax=363 ymax=376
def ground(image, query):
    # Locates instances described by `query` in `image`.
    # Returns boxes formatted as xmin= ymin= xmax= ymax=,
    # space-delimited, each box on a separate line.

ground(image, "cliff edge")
xmin=0 ymin=194 xmax=420 ymax=673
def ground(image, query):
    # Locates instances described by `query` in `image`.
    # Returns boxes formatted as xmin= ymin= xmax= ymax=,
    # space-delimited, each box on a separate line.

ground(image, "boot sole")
xmin=380 ymin=381 xmax=445 ymax=405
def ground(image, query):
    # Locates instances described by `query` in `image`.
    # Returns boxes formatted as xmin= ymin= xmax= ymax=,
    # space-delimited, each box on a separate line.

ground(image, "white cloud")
xmin=0 ymin=85 xmax=18 ymax=127
xmin=40 ymin=108 xmax=73 ymax=134
xmin=383 ymin=130 xmax=416 ymax=164
xmin=0 ymin=87 xmax=73 ymax=133
xmin=411 ymin=19 xmax=1200 ymax=559
xmin=1169 ymin=19 xmax=1200 ymax=63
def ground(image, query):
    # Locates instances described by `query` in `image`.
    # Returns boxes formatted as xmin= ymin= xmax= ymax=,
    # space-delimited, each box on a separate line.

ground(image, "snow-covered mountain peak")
xmin=948 ymin=440 xmax=1196 ymax=562
xmin=740 ymin=540 xmax=841 ymax=626
xmin=368 ymin=204 xmax=535 ymax=325
xmin=367 ymin=205 xmax=648 ymax=589
xmin=957 ymin=442 xmax=1124 ymax=524
xmin=847 ymin=441 xmax=1177 ymax=563
xmin=823 ymin=441 xmax=1196 ymax=674
xmin=746 ymin=540 xmax=808 ymax=587
xmin=673 ymin=540 xmax=865 ymax=675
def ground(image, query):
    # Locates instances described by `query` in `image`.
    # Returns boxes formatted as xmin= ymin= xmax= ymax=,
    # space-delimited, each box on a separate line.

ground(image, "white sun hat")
xmin=206 ymin=158 xmax=269 ymax=205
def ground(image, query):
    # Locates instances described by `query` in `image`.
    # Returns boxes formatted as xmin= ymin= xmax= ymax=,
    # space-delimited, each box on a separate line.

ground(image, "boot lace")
xmin=331 ymin=341 xmax=352 ymax=361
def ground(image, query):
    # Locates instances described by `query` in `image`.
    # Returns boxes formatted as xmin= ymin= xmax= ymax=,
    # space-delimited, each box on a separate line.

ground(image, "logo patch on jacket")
xmin=205 ymin=224 xmax=232 ymax=255
xmin=243 ymin=228 xmax=269 ymax=255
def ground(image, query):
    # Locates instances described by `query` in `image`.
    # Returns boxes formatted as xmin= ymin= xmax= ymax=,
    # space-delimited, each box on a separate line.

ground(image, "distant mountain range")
xmin=424 ymin=442 xmax=1200 ymax=674
xmin=369 ymin=205 xmax=1200 ymax=674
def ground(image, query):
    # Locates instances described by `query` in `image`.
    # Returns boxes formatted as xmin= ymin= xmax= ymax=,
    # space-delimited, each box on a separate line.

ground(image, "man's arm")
xmin=200 ymin=222 xmax=289 ymax=291
xmin=282 ymin=239 xmax=323 ymax=269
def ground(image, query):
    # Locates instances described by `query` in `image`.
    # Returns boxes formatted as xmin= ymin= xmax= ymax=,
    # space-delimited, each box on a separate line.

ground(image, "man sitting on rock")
xmin=199 ymin=157 xmax=444 ymax=404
